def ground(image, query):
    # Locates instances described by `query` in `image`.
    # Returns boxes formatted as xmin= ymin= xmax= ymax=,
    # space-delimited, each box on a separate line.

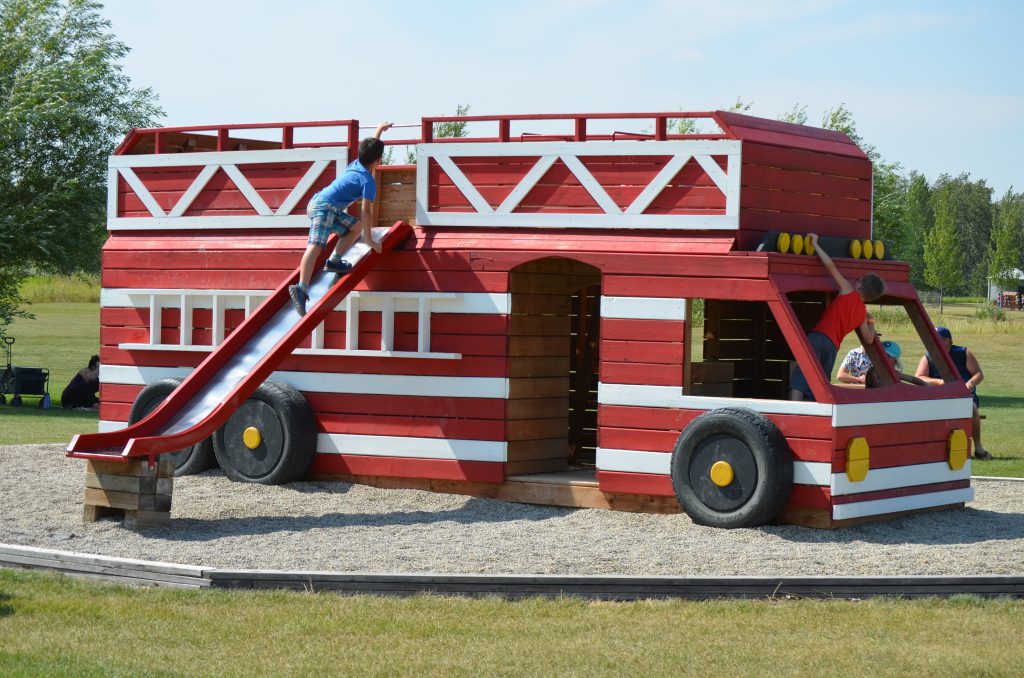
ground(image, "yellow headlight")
xmin=948 ymin=429 xmax=969 ymax=470
xmin=846 ymin=437 xmax=870 ymax=482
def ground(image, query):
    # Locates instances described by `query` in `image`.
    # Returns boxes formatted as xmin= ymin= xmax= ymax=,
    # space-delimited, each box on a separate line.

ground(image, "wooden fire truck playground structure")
xmin=67 ymin=111 xmax=977 ymax=530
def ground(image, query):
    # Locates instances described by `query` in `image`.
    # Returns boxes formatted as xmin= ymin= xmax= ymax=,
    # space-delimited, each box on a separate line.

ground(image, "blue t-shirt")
xmin=315 ymin=160 xmax=376 ymax=208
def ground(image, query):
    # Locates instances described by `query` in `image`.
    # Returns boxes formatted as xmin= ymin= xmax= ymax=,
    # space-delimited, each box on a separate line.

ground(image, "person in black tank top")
xmin=915 ymin=326 xmax=991 ymax=460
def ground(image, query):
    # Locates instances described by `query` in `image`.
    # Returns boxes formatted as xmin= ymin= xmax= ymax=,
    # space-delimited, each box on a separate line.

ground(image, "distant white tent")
xmin=987 ymin=268 xmax=1024 ymax=301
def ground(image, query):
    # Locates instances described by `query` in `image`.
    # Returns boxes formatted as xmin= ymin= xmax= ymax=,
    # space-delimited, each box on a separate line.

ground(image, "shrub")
xmin=975 ymin=303 xmax=1006 ymax=322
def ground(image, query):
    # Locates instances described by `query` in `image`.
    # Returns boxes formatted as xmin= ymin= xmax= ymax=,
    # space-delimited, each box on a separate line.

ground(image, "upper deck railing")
xmin=115 ymin=112 xmax=735 ymax=156
xmin=116 ymin=119 xmax=362 ymax=157
xmin=110 ymin=112 xmax=744 ymax=232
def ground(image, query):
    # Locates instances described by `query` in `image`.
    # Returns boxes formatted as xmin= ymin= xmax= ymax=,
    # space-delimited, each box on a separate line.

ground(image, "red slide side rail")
xmin=67 ymin=221 xmax=413 ymax=463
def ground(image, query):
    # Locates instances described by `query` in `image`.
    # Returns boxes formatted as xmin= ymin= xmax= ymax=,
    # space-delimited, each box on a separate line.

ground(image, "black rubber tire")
xmin=128 ymin=377 xmax=216 ymax=476
xmin=670 ymin=407 xmax=793 ymax=528
xmin=212 ymin=380 xmax=316 ymax=485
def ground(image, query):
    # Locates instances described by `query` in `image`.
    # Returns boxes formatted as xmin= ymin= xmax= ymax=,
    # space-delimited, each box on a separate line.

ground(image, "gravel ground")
xmin=2 ymin=444 xmax=1022 ymax=576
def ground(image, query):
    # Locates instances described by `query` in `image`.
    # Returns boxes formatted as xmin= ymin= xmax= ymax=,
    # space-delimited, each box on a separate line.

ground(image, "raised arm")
xmin=808 ymin=233 xmax=853 ymax=294
xmin=372 ymin=121 xmax=394 ymax=139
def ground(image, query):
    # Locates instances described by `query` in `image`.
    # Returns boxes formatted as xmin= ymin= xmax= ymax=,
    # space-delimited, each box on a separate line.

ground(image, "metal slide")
xmin=67 ymin=221 xmax=413 ymax=461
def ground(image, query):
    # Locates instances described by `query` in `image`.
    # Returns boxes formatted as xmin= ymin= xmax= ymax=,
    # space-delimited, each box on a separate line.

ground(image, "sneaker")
xmin=325 ymin=257 xmax=353 ymax=275
xmin=288 ymin=284 xmax=308 ymax=316
xmin=974 ymin=447 xmax=993 ymax=460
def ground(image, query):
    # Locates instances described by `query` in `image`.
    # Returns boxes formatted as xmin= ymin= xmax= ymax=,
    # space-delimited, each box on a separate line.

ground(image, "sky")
xmin=99 ymin=0 xmax=1022 ymax=196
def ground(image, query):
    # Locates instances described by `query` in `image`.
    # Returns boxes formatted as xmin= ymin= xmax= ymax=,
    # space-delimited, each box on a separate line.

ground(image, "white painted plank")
xmin=496 ymin=155 xmax=558 ymax=213
xmin=561 ymin=155 xmax=621 ymax=215
xmin=795 ymin=461 xmax=831 ymax=487
xmin=416 ymin=211 xmax=739 ymax=230
xmin=317 ymin=433 xmax=506 ymax=462
xmin=276 ymin=159 xmax=330 ymax=216
xmin=832 ymin=488 xmax=974 ymax=520
xmin=725 ymin=151 xmax=742 ymax=218
xmin=694 ymin=153 xmax=729 ymax=194
xmin=108 ymin=215 xmax=310 ymax=231
xmin=624 ymin=153 xmax=691 ymax=215
xmin=597 ymin=448 xmax=831 ymax=489
xmin=107 ymin=166 xmax=119 ymax=219
xmin=597 ymin=383 xmax=834 ymax=418
xmin=831 ymin=461 xmax=972 ymax=496
xmin=434 ymin=155 xmax=493 ymax=214
xmin=832 ymin=398 xmax=974 ymax=427
xmin=222 ymin=164 xmax=273 ymax=216
xmin=101 ymin=289 xmax=495 ymax=313
xmin=596 ymin=448 xmax=670 ymax=474
xmin=118 ymin=168 xmax=166 ymax=218
xmin=168 ymin=164 xmax=220 ymax=218
xmin=100 ymin=364 xmax=509 ymax=399
xmin=601 ymin=296 xmax=687 ymax=321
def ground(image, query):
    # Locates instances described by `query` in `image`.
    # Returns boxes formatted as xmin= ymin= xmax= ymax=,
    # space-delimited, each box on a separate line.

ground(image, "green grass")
xmin=18 ymin=274 xmax=101 ymax=304
xmin=1 ymin=569 xmax=1022 ymax=677
xmin=1 ymin=303 xmax=100 ymax=444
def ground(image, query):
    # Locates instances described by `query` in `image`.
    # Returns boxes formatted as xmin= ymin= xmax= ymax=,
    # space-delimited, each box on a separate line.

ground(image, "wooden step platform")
xmin=82 ymin=459 xmax=174 ymax=529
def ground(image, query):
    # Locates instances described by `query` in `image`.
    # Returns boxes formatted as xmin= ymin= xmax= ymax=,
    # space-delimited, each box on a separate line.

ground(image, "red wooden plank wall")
xmin=737 ymin=142 xmax=873 ymax=248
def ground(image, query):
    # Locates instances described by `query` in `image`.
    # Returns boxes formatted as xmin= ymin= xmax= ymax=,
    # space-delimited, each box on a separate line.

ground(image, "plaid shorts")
xmin=307 ymin=198 xmax=357 ymax=248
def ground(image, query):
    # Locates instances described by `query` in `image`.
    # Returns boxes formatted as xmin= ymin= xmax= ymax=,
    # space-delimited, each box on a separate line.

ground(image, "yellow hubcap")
xmin=242 ymin=426 xmax=262 ymax=450
xmin=710 ymin=461 xmax=735 ymax=487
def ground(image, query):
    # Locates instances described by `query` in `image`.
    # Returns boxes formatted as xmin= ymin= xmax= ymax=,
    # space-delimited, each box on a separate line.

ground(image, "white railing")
xmin=105 ymin=289 xmax=462 ymax=360
xmin=416 ymin=140 xmax=742 ymax=230
xmin=107 ymin=148 xmax=348 ymax=231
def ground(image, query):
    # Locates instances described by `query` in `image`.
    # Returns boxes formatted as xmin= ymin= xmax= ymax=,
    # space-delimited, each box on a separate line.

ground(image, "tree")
xmin=0 ymin=0 xmax=161 ymax=327
xmin=669 ymin=97 xmax=752 ymax=135
xmin=923 ymin=186 xmax=963 ymax=313
xmin=901 ymin=172 xmax=932 ymax=289
xmin=988 ymin=188 xmax=1024 ymax=293
xmin=387 ymin=103 xmax=471 ymax=165
xmin=930 ymin=173 xmax=993 ymax=295
xmin=777 ymin=103 xmax=808 ymax=125
xmin=818 ymin=104 xmax=909 ymax=260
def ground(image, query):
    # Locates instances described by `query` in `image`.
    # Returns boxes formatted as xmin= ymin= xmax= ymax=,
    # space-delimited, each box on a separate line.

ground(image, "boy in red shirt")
xmin=789 ymin=233 xmax=886 ymax=401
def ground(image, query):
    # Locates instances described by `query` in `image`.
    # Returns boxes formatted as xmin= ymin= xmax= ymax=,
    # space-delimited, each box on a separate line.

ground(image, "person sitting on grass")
xmin=790 ymin=233 xmax=886 ymax=401
xmin=914 ymin=326 xmax=992 ymax=460
xmin=289 ymin=121 xmax=393 ymax=316
xmin=61 ymin=354 xmax=100 ymax=410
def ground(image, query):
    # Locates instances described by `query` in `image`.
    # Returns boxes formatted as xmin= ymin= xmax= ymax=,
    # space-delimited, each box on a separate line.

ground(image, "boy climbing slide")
xmin=289 ymin=121 xmax=393 ymax=315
